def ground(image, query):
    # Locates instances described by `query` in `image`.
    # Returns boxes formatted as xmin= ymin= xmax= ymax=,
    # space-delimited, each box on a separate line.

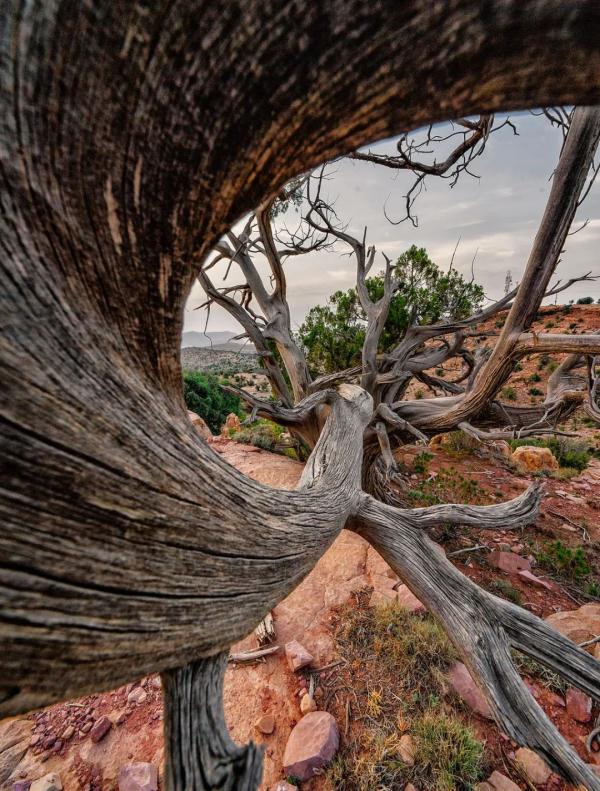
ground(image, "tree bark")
xmin=3 ymin=1 xmax=600 ymax=788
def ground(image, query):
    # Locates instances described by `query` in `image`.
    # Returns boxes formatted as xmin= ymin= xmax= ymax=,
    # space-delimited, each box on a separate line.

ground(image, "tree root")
xmin=355 ymin=495 xmax=600 ymax=790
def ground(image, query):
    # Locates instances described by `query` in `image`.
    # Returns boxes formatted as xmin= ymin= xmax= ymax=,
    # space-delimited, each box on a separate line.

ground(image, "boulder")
xmin=448 ymin=662 xmax=492 ymax=719
xmin=396 ymin=585 xmax=426 ymax=614
xmin=398 ymin=734 xmax=415 ymax=766
xmin=221 ymin=412 xmax=242 ymax=436
xmin=565 ymin=687 xmax=592 ymax=723
xmin=545 ymin=603 xmax=600 ymax=657
xmin=488 ymin=551 xmax=531 ymax=574
xmin=0 ymin=718 xmax=33 ymax=786
xmin=255 ymin=714 xmax=275 ymax=735
xmin=284 ymin=640 xmax=313 ymax=672
xmin=90 ymin=715 xmax=112 ymax=743
xmin=30 ymin=775 xmax=62 ymax=791
xmin=117 ymin=763 xmax=158 ymax=791
xmin=515 ymin=747 xmax=552 ymax=785
xmin=488 ymin=440 xmax=512 ymax=459
xmin=282 ymin=711 xmax=339 ymax=781
xmin=187 ymin=410 xmax=212 ymax=439
xmin=512 ymin=445 xmax=559 ymax=472
xmin=517 ymin=569 xmax=554 ymax=590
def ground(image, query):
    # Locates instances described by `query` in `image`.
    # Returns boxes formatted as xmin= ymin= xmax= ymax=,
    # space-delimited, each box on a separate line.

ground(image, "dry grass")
xmin=326 ymin=600 xmax=487 ymax=790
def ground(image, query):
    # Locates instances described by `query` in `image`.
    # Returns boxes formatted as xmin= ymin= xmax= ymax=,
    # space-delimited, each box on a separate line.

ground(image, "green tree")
xmin=182 ymin=371 xmax=242 ymax=433
xmin=298 ymin=246 xmax=484 ymax=374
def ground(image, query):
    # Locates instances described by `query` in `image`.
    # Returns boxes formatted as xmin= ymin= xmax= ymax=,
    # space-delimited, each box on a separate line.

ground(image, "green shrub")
xmin=501 ymin=386 xmax=517 ymax=401
xmin=182 ymin=370 xmax=242 ymax=433
xmin=577 ymin=296 xmax=594 ymax=305
xmin=529 ymin=372 xmax=541 ymax=382
xmin=535 ymin=540 xmax=591 ymax=580
xmin=413 ymin=451 xmax=434 ymax=474
xmin=528 ymin=387 xmax=543 ymax=396
xmin=231 ymin=418 xmax=284 ymax=451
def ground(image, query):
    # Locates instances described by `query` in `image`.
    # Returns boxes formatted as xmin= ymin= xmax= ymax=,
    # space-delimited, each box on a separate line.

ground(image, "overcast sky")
xmin=184 ymin=112 xmax=600 ymax=335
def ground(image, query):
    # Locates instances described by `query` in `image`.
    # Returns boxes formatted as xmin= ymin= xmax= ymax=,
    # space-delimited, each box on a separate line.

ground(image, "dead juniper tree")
xmin=2 ymin=2 xmax=600 ymax=790
xmin=201 ymin=107 xmax=600 ymax=503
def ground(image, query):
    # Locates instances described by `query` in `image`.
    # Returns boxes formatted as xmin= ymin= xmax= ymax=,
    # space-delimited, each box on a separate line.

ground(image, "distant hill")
xmin=181 ymin=330 xmax=256 ymax=353
xmin=181 ymin=346 xmax=260 ymax=375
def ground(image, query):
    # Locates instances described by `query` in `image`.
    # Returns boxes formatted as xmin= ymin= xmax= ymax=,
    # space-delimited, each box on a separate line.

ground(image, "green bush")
xmin=230 ymin=418 xmax=285 ymax=452
xmin=182 ymin=370 xmax=242 ymax=433
xmin=577 ymin=296 xmax=594 ymax=305
xmin=501 ymin=386 xmax=517 ymax=401
xmin=413 ymin=451 xmax=434 ymax=474
xmin=528 ymin=387 xmax=543 ymax=396
xmin=535 ymin=540 xmax=591 ymax=580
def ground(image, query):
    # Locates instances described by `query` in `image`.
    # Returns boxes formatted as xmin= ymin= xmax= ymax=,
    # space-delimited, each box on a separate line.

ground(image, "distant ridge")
xmin=181 ymin=330 xmax=255 ymax=353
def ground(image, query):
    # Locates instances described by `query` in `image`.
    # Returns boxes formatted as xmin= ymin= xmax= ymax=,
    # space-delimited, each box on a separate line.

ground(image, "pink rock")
xmin=255 ymin=714 xmax=275 ymax=735
xmin=566 ymin=687 xmax=592 ymax=723
xmin=517 ymin=569 xmax=553 ymax=590
xmin=12 ymin=783 xmax=31 ymax=791
xmin=396 ymin=584 xmax=426 ymax=614
xmin=448 ymin=662 xmax=492 ymax=719
xmin=486 ymin=770 xmax=521 ymax=790
xmin=515 ymin=747 xmax=552 ymax=785
xmin=285 ymin=640 xmax=314 ymax=672
xmin=127 ymin=686 xmax=147 ymax=705
xmin=89 ymin=716 xmax=112 ymax=743
xmin=488 ymin=551 xmax=531 ymax=574
xmin=118 ymin=763 xmax=158 ymax=791
xmin=283 ymin=711 xmax=339 ymax=781
xmin=272 ymin=783 xmax=298 ymax=791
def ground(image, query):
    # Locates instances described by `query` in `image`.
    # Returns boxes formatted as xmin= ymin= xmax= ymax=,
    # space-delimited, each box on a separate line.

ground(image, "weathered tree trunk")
xmin=2 ymin=2 xmax=600 ymax=789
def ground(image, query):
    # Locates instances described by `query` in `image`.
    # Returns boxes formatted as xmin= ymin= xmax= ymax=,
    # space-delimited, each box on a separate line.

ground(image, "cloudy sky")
xmin=184 ymin=111 xmax=600 ymax=335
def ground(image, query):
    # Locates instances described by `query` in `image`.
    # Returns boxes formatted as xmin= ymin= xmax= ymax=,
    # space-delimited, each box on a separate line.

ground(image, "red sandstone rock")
xmin=488 ymin=551 xmax=531 ymax=574
xmin=448 ymin=662 xmax=492 ymax=719
xmin=282 ymin=711 xmax=339 ymax=781
xmin=117 ymin=763 xmax=158 ymax=791
xmin=89 ymin=716 xmax=112 ymax=743
xmin=566 ymin=687 xmax=592 ymax=723
xmin=485 ymin=770 xmax=521 ymax=790
xmin=517 ymin=569 xmax=554 ymax=590
xmin=255 ymin=714 xmax=275 ymax=735
xmin=515 ymin=748 xmax=552 ymax=785
xmin=284 ymin=640 xmax=313 ymax=672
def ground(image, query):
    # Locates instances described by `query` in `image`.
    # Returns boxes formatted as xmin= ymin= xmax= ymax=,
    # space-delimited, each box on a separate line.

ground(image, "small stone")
xmin=488 ymin=551 xmax=531 ymax=574
xmin=448 ymin=662 xmax=492 ymax=719
xmin=517 ymin=569 xmax=554 ymax=590
xmin=52 ymin=740 xmax=62 ymax=752
xmin=398 ymin=734 xmax=415 ymax=766
xmin=284 ymin=640 xmax=314 ymax=672
xmin=300 ymin=695 xmax=317 ymax=715
xmin=42 ymin=735 xmax=55 ymax=750
xmin=30 ymin=734 xmax=41 ymax=746
xmin=116 ymin=712 xmax=128 ymax=725
xmin=565 ymin=687 xmax=592 ymax=723
xmin=486 ymin=770 xmax=521 ymax=790
xmin=255 ymin=715 xmax=275 ymax=735
xmin=515 ymin=747 xmax=552 ymax=785
xmin=283 ymin=711 xmax=339 ymax=781
xmin=61 ymin=725 xmax=75 ymax=740
xmin=271 ymin=783 xmax=297 ymax=791
xmin=150 ymin=676 xmax=161 ymax=689
xmin=12 ymin=783 xmax=31 ymax=791
xmin=90 ymin=715 xmax=112 ymax=743
xmin=511 ymin=544 xmax=525 ymax=553
xmin=127 ymin=687 xmax=147 ymax=705
xmin=117 ymin=763 xmax=158 ymax=791
xmin=30 ymin=774 xmax=62 ymax=791
xmin=395 ymin=585 xmax=426 ymax=614
xmin=80 ymin=721 xmax=93 ymax=734
xmin=404 ymin=785 xmax=419 ymax=791
xmin=498 ymin=542 xmax=511 ymax=552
